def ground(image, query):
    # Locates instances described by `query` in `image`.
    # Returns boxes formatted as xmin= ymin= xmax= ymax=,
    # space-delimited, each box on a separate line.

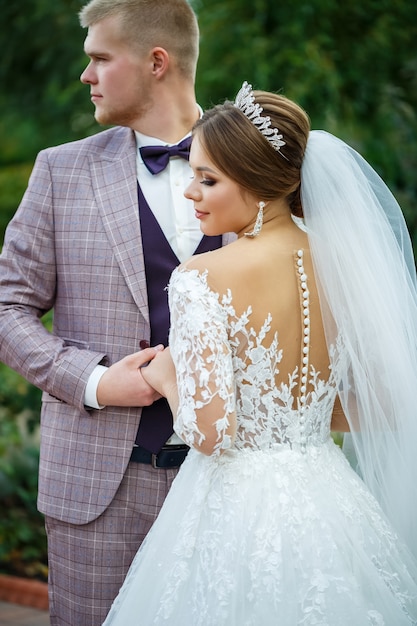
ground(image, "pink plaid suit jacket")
xmin=0 ymin=126 xmax=232 ymax=525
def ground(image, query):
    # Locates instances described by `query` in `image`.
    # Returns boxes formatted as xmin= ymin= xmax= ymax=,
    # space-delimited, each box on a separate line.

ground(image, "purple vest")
xmin=135 ymin=184 xmax=222 ymax=452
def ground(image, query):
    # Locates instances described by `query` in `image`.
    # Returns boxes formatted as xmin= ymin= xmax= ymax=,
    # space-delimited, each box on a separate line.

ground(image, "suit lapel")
xmin=88 ymin=128 xmax=236 ymax=320
xmin=89 ymin=128 xmax=149 ymax=321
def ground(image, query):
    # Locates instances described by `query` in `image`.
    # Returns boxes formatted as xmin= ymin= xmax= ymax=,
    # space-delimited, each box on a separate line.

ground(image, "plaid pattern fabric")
xmin=0 ymin=126 xmax=149 ymax=524
xmin=46 ymin=462 xmax=178 ymax=626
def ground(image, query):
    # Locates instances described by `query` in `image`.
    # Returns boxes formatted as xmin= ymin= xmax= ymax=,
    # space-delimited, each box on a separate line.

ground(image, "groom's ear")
xmin=150 ymin=47 xmax=169 ymax=78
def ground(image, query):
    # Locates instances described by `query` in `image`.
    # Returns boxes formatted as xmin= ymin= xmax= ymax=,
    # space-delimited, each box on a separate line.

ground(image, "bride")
xmin=103 ymin=82 xmax=417 ymax=625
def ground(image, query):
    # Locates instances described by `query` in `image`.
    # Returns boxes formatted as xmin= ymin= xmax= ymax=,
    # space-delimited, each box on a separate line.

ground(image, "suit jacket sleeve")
xmin=0 ymin=148 xmax=106 ymax=411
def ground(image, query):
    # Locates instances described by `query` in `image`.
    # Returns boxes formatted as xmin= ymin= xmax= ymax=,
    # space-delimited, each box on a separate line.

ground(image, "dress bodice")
xmin=168 ymin=250 xmax=341 ymax=456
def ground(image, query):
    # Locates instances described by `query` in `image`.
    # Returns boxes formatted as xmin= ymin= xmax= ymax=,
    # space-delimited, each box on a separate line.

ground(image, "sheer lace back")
xmin=168 ymin=249 xmax=339 ymax=456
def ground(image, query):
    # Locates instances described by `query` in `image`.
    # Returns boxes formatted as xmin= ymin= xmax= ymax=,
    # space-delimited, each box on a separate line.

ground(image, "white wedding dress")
xmin=103 ymin=259 xmax=417 ymax=626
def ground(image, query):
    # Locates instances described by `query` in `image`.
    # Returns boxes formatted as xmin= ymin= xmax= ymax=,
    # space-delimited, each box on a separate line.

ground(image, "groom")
xmin=0 ymin=0 xmax=233 ymax=624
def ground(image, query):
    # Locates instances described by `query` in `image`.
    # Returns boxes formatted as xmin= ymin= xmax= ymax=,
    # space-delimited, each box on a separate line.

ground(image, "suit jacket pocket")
xmin=61 ymin=337 xmax=90 ymax=350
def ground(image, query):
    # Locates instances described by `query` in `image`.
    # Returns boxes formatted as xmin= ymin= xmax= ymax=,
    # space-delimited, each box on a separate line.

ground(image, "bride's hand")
xmin=141 ymin=346 xmax=177 ymax=399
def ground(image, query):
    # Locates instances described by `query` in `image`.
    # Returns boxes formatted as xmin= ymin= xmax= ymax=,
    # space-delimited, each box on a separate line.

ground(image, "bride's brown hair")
xmin=193 ymin=92 xmax=310 ymax=217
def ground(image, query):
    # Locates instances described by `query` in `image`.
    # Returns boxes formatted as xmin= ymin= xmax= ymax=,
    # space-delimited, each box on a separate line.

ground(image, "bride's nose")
xmin=184 ymin=179 xmax=201 ymax=202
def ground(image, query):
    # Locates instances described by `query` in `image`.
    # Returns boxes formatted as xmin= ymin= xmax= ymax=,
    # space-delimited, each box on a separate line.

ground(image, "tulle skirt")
xmin=103 ymin=438 xmax=417 ymax=625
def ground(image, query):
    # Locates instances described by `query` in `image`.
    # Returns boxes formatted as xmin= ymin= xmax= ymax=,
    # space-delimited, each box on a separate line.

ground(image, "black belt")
xmin=130 ymin=444 xmax=189 ymax=469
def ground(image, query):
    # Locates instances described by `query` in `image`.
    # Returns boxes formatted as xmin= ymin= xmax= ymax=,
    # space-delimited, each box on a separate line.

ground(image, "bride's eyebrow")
xmin=196 ymin=166 xmax=217 ymax=174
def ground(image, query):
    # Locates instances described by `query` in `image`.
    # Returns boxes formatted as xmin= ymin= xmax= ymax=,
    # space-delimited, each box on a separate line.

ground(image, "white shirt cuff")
xmin=84 ymin=365 xmax=108 ymax=409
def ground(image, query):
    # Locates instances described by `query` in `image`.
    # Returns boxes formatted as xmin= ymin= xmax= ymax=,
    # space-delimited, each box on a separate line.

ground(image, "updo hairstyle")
xmin=193 ymin=92 xmax=310 ymax=217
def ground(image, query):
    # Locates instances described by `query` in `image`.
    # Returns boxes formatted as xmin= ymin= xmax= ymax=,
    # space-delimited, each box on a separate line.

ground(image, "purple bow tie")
xmin=140 ymin=136 xmax=192 ymax=175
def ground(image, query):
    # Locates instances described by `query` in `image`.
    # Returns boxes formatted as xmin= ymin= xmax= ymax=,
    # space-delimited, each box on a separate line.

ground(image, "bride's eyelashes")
xmin=189 ymin=170 xmax=217 ymax=186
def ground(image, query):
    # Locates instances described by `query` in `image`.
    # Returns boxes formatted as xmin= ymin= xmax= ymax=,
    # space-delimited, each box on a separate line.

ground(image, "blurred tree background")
xmin=0 ymin=0 xmax=416 ymax=580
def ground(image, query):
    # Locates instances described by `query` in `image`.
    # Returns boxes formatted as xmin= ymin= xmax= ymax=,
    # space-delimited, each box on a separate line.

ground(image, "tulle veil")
xmin=300 ymin=130 xmax=417 ymax=559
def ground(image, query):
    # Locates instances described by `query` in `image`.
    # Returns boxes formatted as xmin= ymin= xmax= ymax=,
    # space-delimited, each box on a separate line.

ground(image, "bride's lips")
xmin=195 ymin=210 xmax=208 ymax=219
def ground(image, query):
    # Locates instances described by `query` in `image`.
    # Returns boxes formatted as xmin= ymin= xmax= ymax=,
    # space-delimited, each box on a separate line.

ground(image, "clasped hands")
xmin=97 ymin=345 xmax=176 ymax=408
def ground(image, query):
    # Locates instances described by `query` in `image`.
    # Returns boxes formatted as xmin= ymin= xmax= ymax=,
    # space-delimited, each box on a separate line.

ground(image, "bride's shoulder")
xmin=173 ymin=245 xmax=241 ymax=300
xmin=179 ymin=241 xmax=238 ymax=275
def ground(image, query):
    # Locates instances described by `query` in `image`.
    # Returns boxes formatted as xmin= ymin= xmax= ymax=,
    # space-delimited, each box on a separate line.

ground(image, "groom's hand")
xmin=97 ymin=346 xmax=164 ymax=407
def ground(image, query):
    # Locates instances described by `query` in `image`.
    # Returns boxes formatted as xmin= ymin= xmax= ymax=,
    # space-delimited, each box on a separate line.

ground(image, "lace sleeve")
xmin=168 ymin=268 xmax=236 ymax=456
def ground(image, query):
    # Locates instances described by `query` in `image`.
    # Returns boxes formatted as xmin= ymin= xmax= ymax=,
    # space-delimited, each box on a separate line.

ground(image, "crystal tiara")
xmin=234 ymin=81 xmax=286 ymax=155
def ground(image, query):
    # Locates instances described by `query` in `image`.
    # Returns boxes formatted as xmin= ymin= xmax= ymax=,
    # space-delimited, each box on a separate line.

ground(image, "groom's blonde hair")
xmin=79 ymin=0 xmax=199 ymax=81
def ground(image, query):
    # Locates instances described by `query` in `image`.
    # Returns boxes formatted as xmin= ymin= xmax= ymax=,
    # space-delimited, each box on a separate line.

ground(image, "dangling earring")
xmin=244 ymin=201 xmax=265 ymax=238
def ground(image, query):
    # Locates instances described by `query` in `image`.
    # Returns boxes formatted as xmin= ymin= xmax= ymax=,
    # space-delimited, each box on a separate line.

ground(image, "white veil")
xmin=301 ymin=131 xmax=417 ymax=558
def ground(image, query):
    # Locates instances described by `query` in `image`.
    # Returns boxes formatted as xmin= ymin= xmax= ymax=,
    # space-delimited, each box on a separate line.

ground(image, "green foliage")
xmin=0 ymin=164 xmax=33 ymax=242
xmin=0 ymin=316 xmax=52 ymax=581
xmin=193 ymin=0 xmax=417 ymax=250
xmin=0 ymin=311 xmax=52 ymax=434
xmin=0 ymin=369 xmax=42 ymax=438
xmin=0 ymin=0 xmax=100 ymax=241
xmin=0 ymin=442 xmax=48 ymax=582
xmin=194 ymin=0 xmax=417 ymax=117
xmin=0 ymin=367 xmax=47 ymax=581
xmin=0 ymin=0 xmax=98 ymax=164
